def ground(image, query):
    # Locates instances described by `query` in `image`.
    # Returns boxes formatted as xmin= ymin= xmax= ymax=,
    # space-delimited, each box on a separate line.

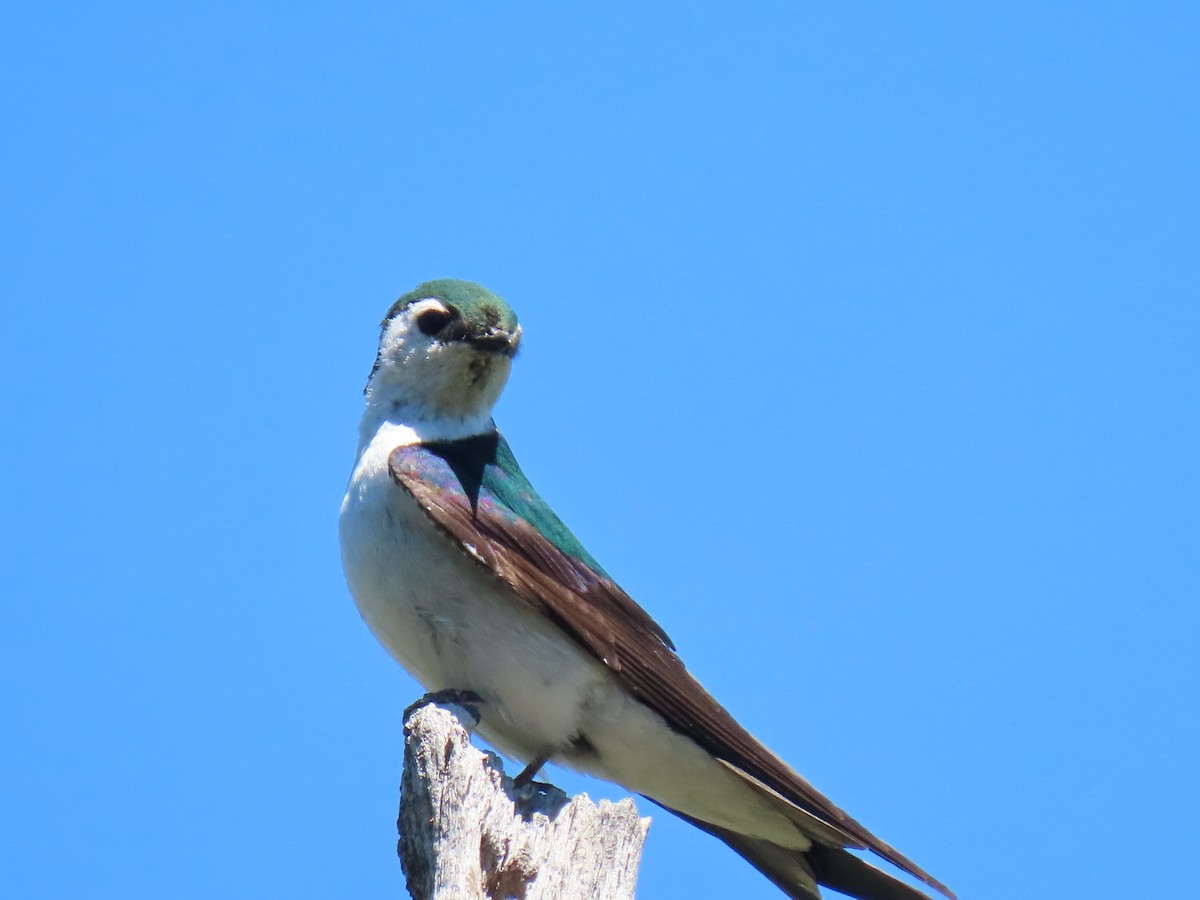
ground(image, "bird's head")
xmin=364 ymin=279 xmax=522 ymax=428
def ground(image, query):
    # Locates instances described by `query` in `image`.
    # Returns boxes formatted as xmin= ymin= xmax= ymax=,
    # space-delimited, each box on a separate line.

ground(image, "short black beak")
xmin=464 ymin=331 xmax=517 ymax=356
xmin=440 ymin=316 xmax=520 ymax=357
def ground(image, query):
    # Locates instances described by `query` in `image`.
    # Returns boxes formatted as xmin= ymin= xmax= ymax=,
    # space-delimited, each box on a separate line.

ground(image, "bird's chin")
xmin=468 ymin=351 xmax=511 ymax=384
xmin=429 ymin=363 xmax=509 ymax=420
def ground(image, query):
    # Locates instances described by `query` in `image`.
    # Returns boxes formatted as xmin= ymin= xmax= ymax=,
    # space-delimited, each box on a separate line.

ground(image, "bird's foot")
xmin=512 ymin=754 xmax=549 ymax=788
xmin=403 ymin=689 xmax=484 ymax=728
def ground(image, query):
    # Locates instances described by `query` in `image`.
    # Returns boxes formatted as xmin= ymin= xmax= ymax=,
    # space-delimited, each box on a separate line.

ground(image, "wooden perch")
xmin=398 ymin=694 xmax=650 ymax=900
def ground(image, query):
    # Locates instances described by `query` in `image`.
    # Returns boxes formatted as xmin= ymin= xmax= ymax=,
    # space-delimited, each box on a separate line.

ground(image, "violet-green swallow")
xmin=339 ymin=279 xmax=953 ymax=900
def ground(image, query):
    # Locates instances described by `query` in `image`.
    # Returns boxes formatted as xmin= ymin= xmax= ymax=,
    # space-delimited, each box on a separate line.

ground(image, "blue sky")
xmin=2 ymin=3 xmax=1196 ymax=898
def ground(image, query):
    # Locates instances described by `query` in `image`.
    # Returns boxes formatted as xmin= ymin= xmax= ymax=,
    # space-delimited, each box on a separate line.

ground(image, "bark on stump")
xmin=398 ymin=695 xmax=649 ymax=900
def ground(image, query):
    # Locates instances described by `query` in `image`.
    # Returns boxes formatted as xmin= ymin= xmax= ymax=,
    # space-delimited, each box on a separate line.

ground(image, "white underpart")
xmin=340 ymin=300 xmax=810 ymax=850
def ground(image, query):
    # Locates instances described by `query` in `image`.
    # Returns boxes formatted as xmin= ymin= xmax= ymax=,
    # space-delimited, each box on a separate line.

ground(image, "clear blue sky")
xmin=2 ymin=4 xmax=1196 ymax=898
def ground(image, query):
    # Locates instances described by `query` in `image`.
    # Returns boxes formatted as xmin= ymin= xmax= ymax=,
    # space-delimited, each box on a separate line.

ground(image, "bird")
xmin=339 ymin=278 xmax=954 ymax=900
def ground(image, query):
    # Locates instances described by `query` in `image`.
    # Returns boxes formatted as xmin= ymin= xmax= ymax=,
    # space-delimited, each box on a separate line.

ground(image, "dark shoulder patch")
xmin=420 ymin=431 xmax=607 ymax=574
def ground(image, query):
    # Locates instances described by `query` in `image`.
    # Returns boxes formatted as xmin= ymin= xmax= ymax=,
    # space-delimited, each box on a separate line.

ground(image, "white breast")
xmin=338 ymin=422 xmax=617 ymax=762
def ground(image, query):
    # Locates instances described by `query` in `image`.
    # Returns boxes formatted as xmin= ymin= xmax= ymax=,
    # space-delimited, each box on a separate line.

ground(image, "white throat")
xmin=354 ymin=394 xmax=495 ymax=460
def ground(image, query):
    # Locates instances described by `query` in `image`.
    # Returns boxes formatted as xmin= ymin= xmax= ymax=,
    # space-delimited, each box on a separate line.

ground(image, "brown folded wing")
xmin=391 ymin=445 xmax=953 ymax=900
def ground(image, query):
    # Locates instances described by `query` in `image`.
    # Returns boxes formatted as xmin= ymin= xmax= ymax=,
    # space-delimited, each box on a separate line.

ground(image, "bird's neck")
xmin=356 ymin=390 xmax=495 ymax=460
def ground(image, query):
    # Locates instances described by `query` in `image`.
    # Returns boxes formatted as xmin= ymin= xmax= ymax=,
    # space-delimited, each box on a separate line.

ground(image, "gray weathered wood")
xmin=399 ymin=695 xmax=649 ymax=900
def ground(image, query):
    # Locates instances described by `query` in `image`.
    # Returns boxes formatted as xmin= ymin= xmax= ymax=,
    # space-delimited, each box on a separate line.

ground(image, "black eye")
xmin=416 ymin=307 xmax=453 ymax=336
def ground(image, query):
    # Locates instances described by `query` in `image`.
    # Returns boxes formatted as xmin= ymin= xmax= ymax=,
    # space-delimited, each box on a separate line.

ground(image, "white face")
xmin=367 ymin=297 xmax=521 ymax=423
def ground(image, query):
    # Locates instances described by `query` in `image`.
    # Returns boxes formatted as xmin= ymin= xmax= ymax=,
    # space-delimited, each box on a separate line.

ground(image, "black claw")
xmin=403 ymin=689 xmax=485 ymax=725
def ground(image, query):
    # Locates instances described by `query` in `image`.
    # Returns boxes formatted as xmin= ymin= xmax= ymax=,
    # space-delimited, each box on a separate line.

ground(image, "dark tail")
xmin=650 ymin=799 xmax=941 ymax=900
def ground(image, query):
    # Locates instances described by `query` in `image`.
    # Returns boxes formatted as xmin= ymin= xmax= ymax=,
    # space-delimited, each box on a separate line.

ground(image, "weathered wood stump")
xmin=398 ymin=694 xmax=650 ymax=900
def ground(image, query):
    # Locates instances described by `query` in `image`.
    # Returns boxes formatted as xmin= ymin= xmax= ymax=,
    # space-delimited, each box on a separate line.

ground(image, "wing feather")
xmin=389 ymin=439 xmax=953 ymax=900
